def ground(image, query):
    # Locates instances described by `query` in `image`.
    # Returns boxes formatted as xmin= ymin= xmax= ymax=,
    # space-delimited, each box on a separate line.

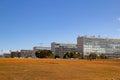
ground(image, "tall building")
xmin=51 ymin=42 xmax=77 ymax=57
xmin=77 ymin=36 xmax=120 ymax=58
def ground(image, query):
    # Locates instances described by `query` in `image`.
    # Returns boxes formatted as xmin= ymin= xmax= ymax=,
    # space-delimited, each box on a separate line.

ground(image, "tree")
xmin=55 ymin=55 xmax=60 ymax=59
xmin=99 ymin=54 xmax=107 ymax=59
xmin=63 ymin=51 xmax=81 ymax=59
xmin=69 ymin=52 xmax=74 ymax=58
xmin=88 ymin=53 xmax=97 ymax=60
xmin=70 ymin=51 xmax=81 ymax=58
xmin=11 ymin=52 xmax=21 ymax=58
xmin=35 ymin=50 xmax=54 ymax=58
xmin=63 ymin=52 xmax=70 ymax=59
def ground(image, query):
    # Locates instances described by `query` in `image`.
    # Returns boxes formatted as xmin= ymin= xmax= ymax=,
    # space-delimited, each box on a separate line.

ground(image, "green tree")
xmin=63 ymin=52 xmax=70 ymax=59
xmin=11 ymin=52 xmax=21 ymax=58
xmin=88 ymin=53 xmax=97 ymax=60
xmin=99 ymin=54 xmax=107 ymax=59
xmin=70 ymin=51 xmax=81 ymax=58
xmin=35 ymin=50 xmax=54 ymax=58
xmin=63 ymin=51 xmax=81 ymax=59
xmin=55 ymin=55 xmax=60 ymax=59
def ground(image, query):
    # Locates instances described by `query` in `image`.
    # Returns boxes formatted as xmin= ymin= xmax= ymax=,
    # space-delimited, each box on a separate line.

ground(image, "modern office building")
xmin=33 ymin=46 xmax=51 ymax=51
xmin=21 ymin=50 xmax=33 ymax=58
xmin=51 ymin=42 xmax=77 ymax=57
xmin=32 ymin=46 xmax=51 ymax=57
xmin=77 ymin=36 xmax=120 ymax=58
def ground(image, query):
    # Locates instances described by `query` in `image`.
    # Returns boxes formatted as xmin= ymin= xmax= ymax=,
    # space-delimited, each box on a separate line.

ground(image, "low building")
xmin=0 ymin=50 xmax=11 ymax=58
xmin=21 ymin=50 xmax=33 ymax=58
xmin=51 ymin=42 xmax=77 ymax=57
xmin=3 ymin=53 xmax=11 ymax=58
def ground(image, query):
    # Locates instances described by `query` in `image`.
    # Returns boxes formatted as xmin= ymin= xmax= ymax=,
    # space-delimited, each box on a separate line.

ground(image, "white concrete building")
xmin=77 ymin=36 xmax=120 ymax=58
xmin=51 ymin=42 xmax=77 ymax=57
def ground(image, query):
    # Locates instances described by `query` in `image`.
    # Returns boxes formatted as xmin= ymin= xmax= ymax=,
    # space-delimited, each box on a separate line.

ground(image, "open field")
xmin=0 ymin=58 xmax=120 ymax=80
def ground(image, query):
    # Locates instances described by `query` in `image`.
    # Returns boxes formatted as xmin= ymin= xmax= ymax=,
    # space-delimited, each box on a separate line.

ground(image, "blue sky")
xmin=0 ymin=0 xmax=120 ymax=51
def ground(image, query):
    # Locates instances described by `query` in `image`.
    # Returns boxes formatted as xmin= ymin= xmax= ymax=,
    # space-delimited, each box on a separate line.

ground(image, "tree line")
xmin=9 ymin=50 xmax=108 ymax=60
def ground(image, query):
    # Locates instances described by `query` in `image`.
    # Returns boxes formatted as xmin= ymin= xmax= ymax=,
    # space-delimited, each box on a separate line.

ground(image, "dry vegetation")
xmin=0 ymin=58 xmax=120 ymax=80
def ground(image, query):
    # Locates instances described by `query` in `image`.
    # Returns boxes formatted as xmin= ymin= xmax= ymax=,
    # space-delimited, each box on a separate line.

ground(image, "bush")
xmin=88 ymin=53 xmax=97 ymax=60
xmin=99 ymin=54 xmax=107 ymax=59
xmin=63 ymin=51 xmax=81 ymax=59
xmin=55 ymin=55 xmax=60 ymax=59
xmin=11 ymin=52 xmax=21 ymax=58
xmin=35 ymin=50 xmax=54 ymax=58
xmin=63 ymin=52 xmax=70 ymax=59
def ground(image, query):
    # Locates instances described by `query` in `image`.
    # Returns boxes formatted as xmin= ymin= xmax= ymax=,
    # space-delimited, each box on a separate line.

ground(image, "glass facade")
xmin=77 ymin=36 xmax=120 ymax=57
xmin=33 ymin=46 xmax=51 ymax=50
xmin=51 ymin=42 xmax=77 ymax=57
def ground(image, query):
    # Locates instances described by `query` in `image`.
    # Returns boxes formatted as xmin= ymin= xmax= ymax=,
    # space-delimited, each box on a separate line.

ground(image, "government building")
xmin=77 ymin=36 xmax=120 ymax=58
xmin=51 ymin=42 xmax=77 ymax=57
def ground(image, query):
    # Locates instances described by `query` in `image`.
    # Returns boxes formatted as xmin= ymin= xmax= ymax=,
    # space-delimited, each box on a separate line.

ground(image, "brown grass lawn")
xmin=0 ymin=58 xmax=120 ymax=80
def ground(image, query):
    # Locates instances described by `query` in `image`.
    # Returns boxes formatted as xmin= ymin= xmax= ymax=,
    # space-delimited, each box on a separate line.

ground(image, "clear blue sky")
xmin=0 ymin=0 xmax=120 ymax=51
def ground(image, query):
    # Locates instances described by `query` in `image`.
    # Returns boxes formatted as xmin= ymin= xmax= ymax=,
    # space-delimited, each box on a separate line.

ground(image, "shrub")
xmin=88 ymin=53 xmax=97 ymax=60
xmin=35 ymin=50 xmax=54 ymax=58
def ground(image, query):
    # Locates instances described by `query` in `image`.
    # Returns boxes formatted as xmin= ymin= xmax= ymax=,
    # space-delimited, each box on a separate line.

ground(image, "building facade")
xmin=32 ymin=46 xmax=51 ymax=57
xmin=21 ymin=50 xmax=33 ymax=58
xmin=51 ymin=42 xmax=77 ymax=57
xmin=3 ymin=53 xmax=11 ymax=58
xmin=77 ymin=36 xmax=120 ymax=58
xmin=33 ymin=46 xmax=51 ymax=51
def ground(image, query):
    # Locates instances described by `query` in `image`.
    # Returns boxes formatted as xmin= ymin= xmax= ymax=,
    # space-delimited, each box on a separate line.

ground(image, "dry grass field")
xmin=0 ymin=58 xmax=120 ymax=80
